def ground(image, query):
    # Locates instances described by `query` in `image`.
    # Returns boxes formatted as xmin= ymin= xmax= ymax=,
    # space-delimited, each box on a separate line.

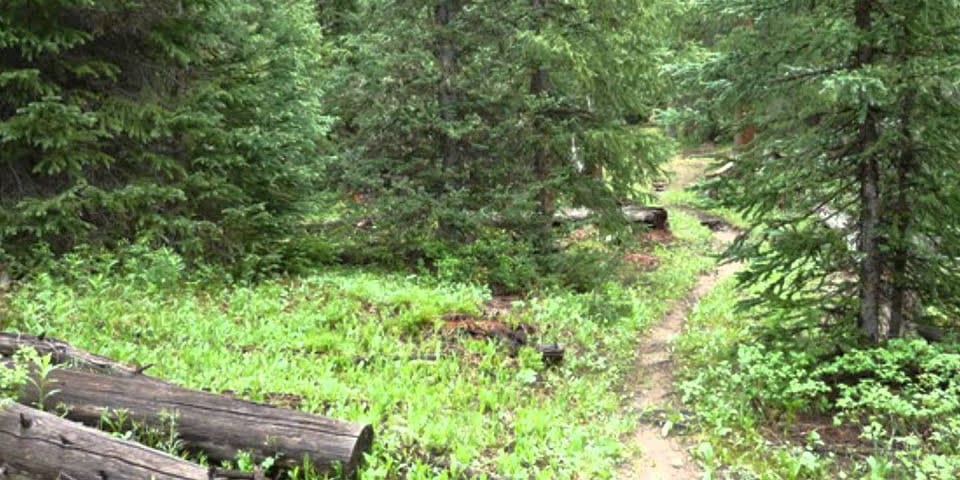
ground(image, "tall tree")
xmin=434 ymin=0 xmax=466 ymax=241
xmin=704 ymin=0 xmax=960 ymax=341
xmin=528 ymin=0 xmax=554 ymax=249
xmin=326 ymin=0 xmax=672 ymax=269
xmin=0 ymin=0 xmax=329 ymax=274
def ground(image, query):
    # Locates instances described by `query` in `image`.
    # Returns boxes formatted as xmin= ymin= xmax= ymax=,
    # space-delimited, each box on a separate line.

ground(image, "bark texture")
xmin=0 ymin=402 xmax=252 ymax=480
xmin=854 ymin=0 xmax=883 ymax=341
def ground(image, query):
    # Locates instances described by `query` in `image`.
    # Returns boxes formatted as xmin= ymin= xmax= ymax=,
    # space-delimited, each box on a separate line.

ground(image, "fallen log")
xmin=621 ymin=206 xmax=669 ymax=230
xmin=1 ymin=335 xmax=373 ymax=476
xmin=0 ymin=332 xmax=143 ymax=376
xmin=554 ymin=206 xmax=669 ymax=230
xmin=12 ymin=367 xmax=373 ymax=476
xmin=0 ymin=401 xmax=259 ymax=480
xmin=910 ymin=322 xmax=957 ymax=343
xmin=705 ymin=161 xmax=736 ymax=178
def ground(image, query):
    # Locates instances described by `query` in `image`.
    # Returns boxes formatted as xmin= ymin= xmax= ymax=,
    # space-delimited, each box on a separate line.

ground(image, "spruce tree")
xmin=0 ymin=0 xmax=329 ymax=274
xmin=326 ymin=0 xmax=672 ymax=275
xmin=502 ymin=0 xmax=673 ymax=245
xmin=703 ymin=0 xmax=960 ymax=341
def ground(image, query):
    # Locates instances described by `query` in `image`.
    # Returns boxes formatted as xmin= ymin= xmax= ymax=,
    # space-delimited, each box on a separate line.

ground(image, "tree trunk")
xmin=733 ymin=104 xmax=756 ymax=147
xmin=530 ymin=0 xmax=554 ymax=250
xmin=531 ymin=64 xmax=553 ymax=217
xmin=889 ymin=89 xmax=917 ymax=338
xmin=854 ymin=0 xmax=883 ymax=341
xmin=0 ymin=402 xmax=257 ymax=480
xmin=435 ymin=0 xmax=465 ymax=241
xmin=3 ymin=347 xmax=373 ymax=475
xmin=733 ymin=17 xmax=756 ymax=149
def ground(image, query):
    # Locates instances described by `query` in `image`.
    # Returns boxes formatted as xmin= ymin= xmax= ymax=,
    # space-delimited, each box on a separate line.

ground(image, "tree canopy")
xmin=697 ymin=0 xmax=960 ymax=341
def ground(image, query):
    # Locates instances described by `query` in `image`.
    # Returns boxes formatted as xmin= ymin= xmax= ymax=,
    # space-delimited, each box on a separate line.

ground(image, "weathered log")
xmin=0 ymin=332 xmax=143 ymax=376
xmin=1 ymin=334 xmax=373 ymax=476
xmin=11 ymin=366 xmax=373 ymax=476
xmin=554 ymin=206 xmax=669 ymax=230
xmin=705 ymin=161 xmax=736 ymax=178
xmin=910 ymin=322 xmax=956 ymax=343
xmin=0 ymin=401 xmax=258 ymax=480
xmin=554 ymin=207 xmax=594 ymax=223
xmin=621 ymin=206 xmax=669 ymax=230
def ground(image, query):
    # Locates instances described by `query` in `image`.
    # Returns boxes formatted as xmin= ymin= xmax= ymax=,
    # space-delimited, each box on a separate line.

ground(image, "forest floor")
xmin=618 ymin=151 xmax=740 ymax=480
xmin=1 ymin=150 xmax=738 ymax=479
xmin=0 ymin=198 xmax=716 ymax=479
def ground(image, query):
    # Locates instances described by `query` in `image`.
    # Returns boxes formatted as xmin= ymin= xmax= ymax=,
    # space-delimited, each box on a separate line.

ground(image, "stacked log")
xmin=1 ymin=333 xmax=374 ymax=478
xmin=0 ymin=402 xmax=258 ymax=480
xmin=18 ymin=368 xmax=373 ymax=474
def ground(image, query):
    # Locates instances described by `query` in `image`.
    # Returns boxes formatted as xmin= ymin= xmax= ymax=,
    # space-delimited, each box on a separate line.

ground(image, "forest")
xmin=1 ymin=0 xmax=959 ymax=479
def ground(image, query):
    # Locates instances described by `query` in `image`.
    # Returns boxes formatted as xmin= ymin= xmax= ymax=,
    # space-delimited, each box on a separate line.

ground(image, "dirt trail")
xmin=618 ymin=230 xmax=740 ymax=480
xmin=618 ymin=152 xmax=741 ymax=480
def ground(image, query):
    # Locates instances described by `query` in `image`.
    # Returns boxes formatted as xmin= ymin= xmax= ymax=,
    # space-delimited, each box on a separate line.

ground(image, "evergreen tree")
xmin=0 ymin=0 xmax=329 ymax=274
xmin=325 ymin=0 xmax=672 ymax=277
xmin=504 ymin=0 xmax=673 ymax=246
xmin=703 ymin=0 xmax=960 ymax=341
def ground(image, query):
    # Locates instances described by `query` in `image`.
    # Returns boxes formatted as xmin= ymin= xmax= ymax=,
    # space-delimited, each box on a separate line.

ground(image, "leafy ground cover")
xmin=676 ymin=263 xmax=960 ymax=480
xmin=657 ymin=153 xmax=960 ymax=479
xmin=0 ymin=212 xmax=712 ymax=479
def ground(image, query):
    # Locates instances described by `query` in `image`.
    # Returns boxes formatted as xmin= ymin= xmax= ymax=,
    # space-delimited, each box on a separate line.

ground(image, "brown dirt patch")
xmin=640 ymin=229 xmax=675 ymax=244
xmin=623 ymin=253 xmax=660 ymax=270
xmin=566 ymin=226 xmax=598 ymax=243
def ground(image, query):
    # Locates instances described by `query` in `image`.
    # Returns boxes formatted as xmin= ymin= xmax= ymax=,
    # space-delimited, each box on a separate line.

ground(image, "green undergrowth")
xmin=676 ymin=276 xmax=960 ymax=479
xmin=0 ymin=212 xmax=712 ymax=479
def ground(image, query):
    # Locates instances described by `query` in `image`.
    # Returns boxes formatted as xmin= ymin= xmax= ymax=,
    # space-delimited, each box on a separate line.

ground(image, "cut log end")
xmin=349 ymin=424 xmax=375 ymax=473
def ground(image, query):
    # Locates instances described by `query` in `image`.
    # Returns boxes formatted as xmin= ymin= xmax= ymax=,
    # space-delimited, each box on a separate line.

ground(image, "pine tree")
xmin=325 ymin=0 xmax=672 ymax=277
xmin=0 ymin=0 xmax=329 ymax=274
xmin=503 ymin=0 xmax=673 ymax=246
xmin=703 ymin=0 xmax=960 ymax=341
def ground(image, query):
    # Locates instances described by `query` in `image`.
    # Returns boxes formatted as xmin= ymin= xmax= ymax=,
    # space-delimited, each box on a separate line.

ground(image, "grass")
xmin=0 ymin=211 xmax=713 ymax=479
xmin=675 ymin=276 xmax=836 ymax=479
